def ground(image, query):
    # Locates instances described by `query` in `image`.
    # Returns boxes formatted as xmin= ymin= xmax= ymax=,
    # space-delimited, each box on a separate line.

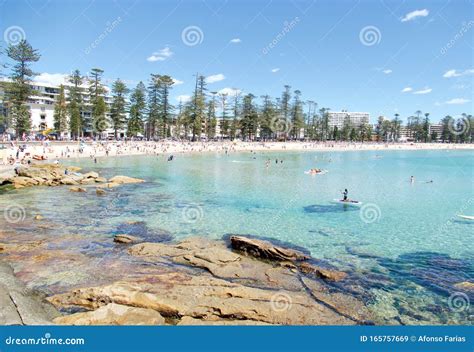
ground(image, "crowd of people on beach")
xmin=0 ymin=139 xmax=472 ymax=173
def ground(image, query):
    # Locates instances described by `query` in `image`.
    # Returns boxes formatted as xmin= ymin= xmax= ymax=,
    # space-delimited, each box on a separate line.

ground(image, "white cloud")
xmin=401 ymin=9 xmax=429 ymax=22
xmin=383 ymin=69 xmax=392 ymax=74
xmin=33 ymin=73 xmax=69 ymax=86
xmin=230 ymin=38 xmax=241 ymax=43
xmin=401 ymin=87 xmax=413 ymax=93
xmin=445 ymin=98 xmax=470 ymax=105
xmin=218 ymin=87 xmax=241 ymax=96
xmin=172 ymin=78 xmax=184 ymax=86
xmin=147 ymin=47 xmax=173 ymax=62
xmin=413 ymin=87 xmax=432 ymax=95
xmin=176 ymin=95 xmax=191 ymax=103
xmin=206 ymin=73 xmax=225 ymax=84
xmin=271 ymin=68 xmax=280 ymax=73
xmin=443 ymin=69 xmax=474 ymax=78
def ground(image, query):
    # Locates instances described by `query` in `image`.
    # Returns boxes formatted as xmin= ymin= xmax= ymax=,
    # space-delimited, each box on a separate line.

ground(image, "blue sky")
xmin=1 ymin=0 xmax=473 ymax=123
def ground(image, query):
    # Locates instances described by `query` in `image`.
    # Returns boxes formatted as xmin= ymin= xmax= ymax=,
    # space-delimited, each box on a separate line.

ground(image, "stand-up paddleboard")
xmin=332 ymin=199 xmax=362 ymax=206
xmin=305 ymin=170 xmax=328 ymax=175
xmin=457 ymin=215 xmax=474 ymax=220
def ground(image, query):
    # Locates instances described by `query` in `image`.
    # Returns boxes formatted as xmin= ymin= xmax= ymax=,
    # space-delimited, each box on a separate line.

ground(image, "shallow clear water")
xmin=1 ymin=149 xmax=473 ymax=324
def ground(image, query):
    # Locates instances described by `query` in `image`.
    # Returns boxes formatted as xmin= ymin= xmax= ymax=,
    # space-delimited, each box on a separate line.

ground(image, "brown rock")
xmin=0 ymin=262 xmax=59 ymax=325
xmin=96 ymin=188 xmax=106 ymax=195
xmin=230 ymin=236 xmax=309 ymax=262
xmin=108 ymin=176 xmax=145 ymax=184
xmin=299 ymin=262 xmax=347 ymax=282
xmin=69 ymin=187 xmax=86 ymax=193
xmin=80 ymin=178 xmax=96 ymax=185
xmin=60 ymin=177 xmax=79 ymax=185
xmin=177 ymin=316 xmax=271 ymax=325
xmin=129 ymin=239 xmax=302 ymax=291
xmin=114 ymin=234 xmax=140 ymax=244
xmin=83 ymin=171 xmax=99 ymax=179
xmin=34 ymin=215 xmax=44 ymax=221
xmin=301 ymin=277 xmax=372 ymax=323
xmin=53 ymin=303 xmax=165 ymax=325
xmin=95 ymin=177 xmax=107 ymax=183
xmin=96 ymin=182 xmax=121 ymax=189
xmin=47 ymin=272 xmax=353 ymax=325
xmin=454 ymin=281 xmax=474 ymax=292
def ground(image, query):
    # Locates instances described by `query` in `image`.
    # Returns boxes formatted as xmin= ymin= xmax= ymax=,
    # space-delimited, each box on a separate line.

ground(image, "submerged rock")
xmin=69 ymin=187 xmax=86 ymax=193
xmin=114 ymin=234 xmax=140 ymax=244
xmin=108 ymin=176 xmax=145 ymax=184
xmin=0 ymin=262 xmax=59 ymax=325
xmin=115 ymin=221 xmax=173 ymax=242
xmin=299 ymin=262 xmax=347 ymax=282
xmin=53 ymin=303 xmax=165 ymax=325
xmin=96 ymin=188 xmax=106 ymax=196
xmin=454 ymin=281 xmax=474 ymax=292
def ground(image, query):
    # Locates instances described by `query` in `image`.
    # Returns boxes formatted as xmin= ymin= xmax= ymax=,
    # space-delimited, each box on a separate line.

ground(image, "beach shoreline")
xmin=1 ymin=141 xmax=473 ymax=174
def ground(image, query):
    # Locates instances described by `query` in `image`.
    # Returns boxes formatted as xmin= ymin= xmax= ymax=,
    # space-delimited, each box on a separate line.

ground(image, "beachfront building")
xmin=399 ymin=125 xmax=414 ymax=142
xmin=327 ymin=111 xmax=370 ymax=129
xmin=0 ymin=78 xmax=123 ymax=139
xmin=429 ymin=124 xmax=443 ymax=141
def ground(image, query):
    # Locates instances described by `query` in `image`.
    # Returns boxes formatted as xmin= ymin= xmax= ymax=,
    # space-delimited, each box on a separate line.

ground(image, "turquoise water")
xmin=1 ymin=149 xmax=473 ymax=324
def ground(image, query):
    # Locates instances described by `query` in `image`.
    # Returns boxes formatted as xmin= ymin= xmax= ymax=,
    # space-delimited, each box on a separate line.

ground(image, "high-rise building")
xmin=327 ymin=111 xmax=370 ymax=129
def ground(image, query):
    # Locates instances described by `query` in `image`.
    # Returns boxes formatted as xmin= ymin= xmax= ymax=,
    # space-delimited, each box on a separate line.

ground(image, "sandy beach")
xmin=1 ymin=141 xmax=473 ymax=173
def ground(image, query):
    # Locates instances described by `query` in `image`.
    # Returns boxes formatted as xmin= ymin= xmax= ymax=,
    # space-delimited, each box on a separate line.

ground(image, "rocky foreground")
xmin=0 ymin=163 xmax=144 ymax=191
xmin=3 ymin=234 xmax=370 ymax=326
xmin=0 ymin=163 xmax=373 ymax=325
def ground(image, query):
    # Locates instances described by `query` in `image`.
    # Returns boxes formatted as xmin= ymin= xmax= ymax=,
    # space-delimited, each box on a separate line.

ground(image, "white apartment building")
xmin=327 ymin=111 xmax=370 ymax=129
xmin=0 ymin=78 xmax=120 ymax=138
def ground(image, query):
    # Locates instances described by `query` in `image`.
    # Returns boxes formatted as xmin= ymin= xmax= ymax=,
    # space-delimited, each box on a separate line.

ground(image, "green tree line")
xmin=1 ymin=40 xmax=472 ymax=143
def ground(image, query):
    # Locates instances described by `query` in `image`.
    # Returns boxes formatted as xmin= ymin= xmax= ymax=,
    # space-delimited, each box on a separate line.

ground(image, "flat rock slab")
xmin=0 ymin=262 xmax=59 ymax=325
xmin=129 ymin=238 xmax=303 ymax=291
xmin=49 ymin=236 xmax=372 ymax=325
xmin=48 ymin=272 xmax=354 ymax=325
xmin=54 ymin=303 xmax=165 ymax=325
